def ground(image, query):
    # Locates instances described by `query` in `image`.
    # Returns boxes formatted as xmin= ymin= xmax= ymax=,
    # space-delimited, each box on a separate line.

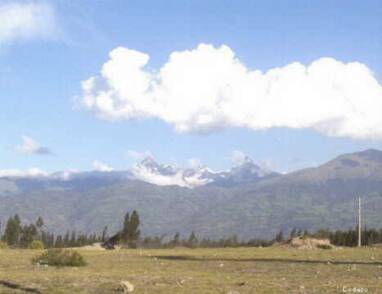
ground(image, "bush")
xmin=29 ymin=240 xmax=44 ymax=250
xmin=32 ymin=249 xmax=86 ymax=267
xmin=317 ymin=244 xmax=332 ymax=250
xmin=0 ymin=241 xmax=8 ymax=249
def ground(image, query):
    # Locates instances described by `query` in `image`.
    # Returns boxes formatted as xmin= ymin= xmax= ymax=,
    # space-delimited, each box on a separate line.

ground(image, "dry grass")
xmin=0 ymin=247 xmax=381 ymax=293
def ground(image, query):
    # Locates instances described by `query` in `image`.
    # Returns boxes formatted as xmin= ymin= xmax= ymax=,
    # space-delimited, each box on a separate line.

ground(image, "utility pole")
xmin=358 ymin=196 xmax=362 ymax=247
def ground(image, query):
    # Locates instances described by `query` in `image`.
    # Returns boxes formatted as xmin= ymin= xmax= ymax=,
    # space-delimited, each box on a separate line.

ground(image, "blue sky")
xmin=1 ymin=0 xmax=382 ymax=174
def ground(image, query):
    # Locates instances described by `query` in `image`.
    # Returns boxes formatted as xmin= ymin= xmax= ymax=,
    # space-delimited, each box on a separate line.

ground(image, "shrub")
xmin=32 ymin=249 xmax=86 ymax=267
xmin=317 ymin=244 xmax=332 ymax=250
xmin=29 ymin=240 xmax=44 ymax=250
xmin=0 ymin=241 xmax=8 ymax=249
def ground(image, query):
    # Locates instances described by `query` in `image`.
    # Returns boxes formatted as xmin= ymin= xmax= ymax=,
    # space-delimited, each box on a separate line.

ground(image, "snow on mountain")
xmin=131 ymin=156 xmax=213 ymax=188
xmin=131 ymin=155 xmax=277 ymax=188
xmin=0 ymin=155 xmax=278 ymax=189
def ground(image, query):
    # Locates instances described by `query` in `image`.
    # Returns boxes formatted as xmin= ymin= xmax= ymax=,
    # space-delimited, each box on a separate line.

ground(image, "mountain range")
xmin=0 ymin=149 xmax=381 ymax=239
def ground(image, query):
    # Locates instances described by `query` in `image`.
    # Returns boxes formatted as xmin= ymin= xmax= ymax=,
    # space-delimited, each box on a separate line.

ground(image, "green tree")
xmin=275 ymin=230 xmax=284 ymax=242
xmin=3 ymin=215 xmax=22 ymax=246
xmin=187 ymin=231 xmax=198 ymax=248
xmin=121 ymin=212 xmax=130 ymax=244
xmin=126 ymin=210 xmax=140 ymax=248
xmin=19 ymin=223 xmax=38 ymax=247
xmin=290 ymin=227 xmax=297 ymax=238
xmin=35 ymin=216 xmax=44 ymax=240
xmin=102 ymin=226 xmax=108 ymax=242
xmin=55 ymin=235 xmax=64 ymax=248
xmin=70 ymin=231 xmax=76 ymax=247
xmin=36 ymin=216 xmax=44 ymax=229
xmin=171 ymin=232 xmax=180 ymax=247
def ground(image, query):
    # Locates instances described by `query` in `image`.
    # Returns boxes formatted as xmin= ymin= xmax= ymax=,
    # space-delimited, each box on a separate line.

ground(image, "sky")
xmin=1 ymin=0 xmax=382 ymax=175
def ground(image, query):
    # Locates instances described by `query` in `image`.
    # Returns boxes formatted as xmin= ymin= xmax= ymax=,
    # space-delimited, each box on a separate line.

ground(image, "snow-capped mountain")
xmin=131 ymin=156 xmax=213 ymax=188
xmin=0 ymin=155 xmax=278 ymax=190
xmin=211 ymin=156 xmax=279 ymax=187
xmin=131 ymin=155 xmax=279 ymax=188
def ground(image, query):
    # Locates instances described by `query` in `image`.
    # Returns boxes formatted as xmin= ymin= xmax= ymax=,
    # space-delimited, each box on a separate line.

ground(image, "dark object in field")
xmin=32 ymin=248 xmax=86 ymax=267
xmin=0 ymin=280 xmax=42 ymax=293
xmin=153 ymin=255 xmax=382 ymax=266
xmin=102 ymin=232 xmax=122 ymax=249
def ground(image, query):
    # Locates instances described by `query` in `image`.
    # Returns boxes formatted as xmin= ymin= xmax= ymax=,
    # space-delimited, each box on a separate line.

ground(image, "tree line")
xmin=0 ymin=214 xmax=106 ymax=248
xmin=0 ymin=210 xmax=142 ymax=249
xmin=274 ymin=226 xmax=382 ymax=247
xmin=1 ymin=213 xmax=382 ymax=249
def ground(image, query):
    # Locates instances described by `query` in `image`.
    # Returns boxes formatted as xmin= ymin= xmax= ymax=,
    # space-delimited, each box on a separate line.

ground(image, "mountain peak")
xmin=356 ymin=149 xmax=382 ymax=162
xmin=328 ymin=148 xmax=382 ymax=168
xmin=139 ymin=155 xmax=158 ymax=166
xmin=239 ymin=155 xmax=254 ymax=165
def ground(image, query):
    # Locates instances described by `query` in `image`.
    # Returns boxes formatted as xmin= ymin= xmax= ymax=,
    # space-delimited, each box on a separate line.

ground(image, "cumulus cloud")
xmin=231 ymin=150 xmax=247 ymax=166
xmin=79 ymin=43 xmax=382 ymax=139
xmin=16 ymin=136 xmax=53 ymax=155
xmin=92 ymin=160 xmax=114 ymax=172
xmin=0 ymin=1 xmax=58 ymax=44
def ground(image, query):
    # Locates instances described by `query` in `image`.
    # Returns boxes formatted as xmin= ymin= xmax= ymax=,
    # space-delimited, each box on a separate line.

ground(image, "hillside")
xmin=0 ymin=149 xmax=381 ymax=239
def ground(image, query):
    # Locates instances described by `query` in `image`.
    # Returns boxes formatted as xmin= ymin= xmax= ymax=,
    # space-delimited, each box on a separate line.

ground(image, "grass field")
xmin=0 ymin=247 xmax=381 ymax=293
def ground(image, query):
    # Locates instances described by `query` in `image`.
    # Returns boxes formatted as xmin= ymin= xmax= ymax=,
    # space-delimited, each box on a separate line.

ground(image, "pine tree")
xmin=35 ymin=216 xmax=44 ymax=240
xmin=172 ymin=232 xmax=180 ymax=247
xmin=55 ymin=235 xmax=63 ymax=248
xmin=3 ymin=215 xmax=22 ymax=246
xmin=102 ymin=226 xmax=108 ymax=242
xmin=290 ymin=227 xmax=297 ymax=238
xmin=70 ymin=231 xmax=76 ymax=247
xmin=19 ymin=223 xmax=38 ymax=247
xmin=275 ymin=230 xmax=284 ymax=242
xmin=121 ymin=212 xmax=130 ymax=244
xmin=127 ymin=210 xmax=140 ymax=248
xmin=187 ymin=231 xmax=198 ymax=248
xmin=36 ymin=217 xmax=44 ymax=229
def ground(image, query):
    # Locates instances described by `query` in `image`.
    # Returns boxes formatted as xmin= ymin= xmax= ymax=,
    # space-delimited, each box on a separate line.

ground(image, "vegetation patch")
xmin=0 ymin=241 xmax=8 ymax=249
xmin=32 ymin=249 xmax=86 ymax=267
xmin=29 ymin=240 xmax=44 ymax=250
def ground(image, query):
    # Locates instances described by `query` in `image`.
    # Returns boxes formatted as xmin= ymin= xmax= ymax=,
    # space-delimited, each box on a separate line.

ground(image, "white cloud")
xmin=188 ymin=158 xmax=202 ymax=169
xmin=231 ymin=150 xmax=247 ymax=166
xmin=0 ymin=168 xmax=81 ymax=180
xmin=16 ymin=135 xmax=52 ymax=155
xmin=79 ymin=43 xmax=382 ymax=140
xmin=0 ymin=1 xmax=57 ymax=44
xmin=0 ymin=168 xmax=48 ymax=178
xmin=92 ymin=160 xmax=114 ymax=172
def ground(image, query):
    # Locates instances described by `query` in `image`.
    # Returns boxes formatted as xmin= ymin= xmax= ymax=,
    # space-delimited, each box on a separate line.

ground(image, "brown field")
xmin=0 ymin=247 xmax=381 ymax=293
